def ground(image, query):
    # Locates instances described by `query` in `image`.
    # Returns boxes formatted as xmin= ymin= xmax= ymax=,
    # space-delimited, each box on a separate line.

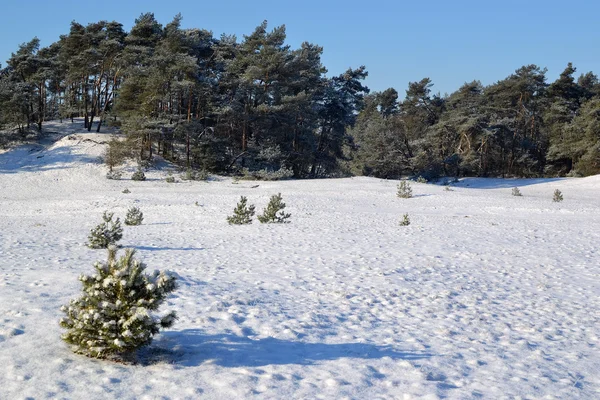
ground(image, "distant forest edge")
xmin=1 ymin=13 xmax=599 ymax=179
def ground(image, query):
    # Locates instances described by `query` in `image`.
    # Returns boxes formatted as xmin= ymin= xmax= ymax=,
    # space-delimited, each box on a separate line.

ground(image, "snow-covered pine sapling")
xmin=88 ymin=211 xmax=124 ymax=249
xmin=512 ymin=187 xmax=522 ymax=196
xmin=399 ymin=213 xmax=410 ymax=226
xmin=397 ymin=180 xmax=413 ymax=198
xmin=106 ymin=170 xmax=122 ymax=180
xmin=227 ymin=196 xmax=255 ymax=225
xmin=257 ymin=193 xmax=291 ymax=223
xmin=60 ymin=247 xmax=177 ymax=360
xmin=131 ymin=167 xmax=146 ymax=181
xmin=553 ymin=189 xmax=563 ymax=202
xmin=124 ymin=206 xmax=144 ymax=226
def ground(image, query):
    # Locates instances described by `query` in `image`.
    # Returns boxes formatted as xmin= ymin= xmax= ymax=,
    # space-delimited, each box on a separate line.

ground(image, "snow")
xmin=1 ymin=120 xmax=599 ymax=399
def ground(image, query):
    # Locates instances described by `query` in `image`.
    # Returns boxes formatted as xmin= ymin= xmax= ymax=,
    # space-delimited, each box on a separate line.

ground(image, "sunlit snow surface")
xmin=1 ymin=120 xmax=599 ymax=399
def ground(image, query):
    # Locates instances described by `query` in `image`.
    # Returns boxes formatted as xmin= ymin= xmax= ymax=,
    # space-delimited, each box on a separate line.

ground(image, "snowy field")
xmin=1 ymin=120 xmax=599 ymax=399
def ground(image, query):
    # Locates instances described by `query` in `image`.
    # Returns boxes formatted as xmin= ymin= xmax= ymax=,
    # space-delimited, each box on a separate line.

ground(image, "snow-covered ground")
xmin=1 ymin=120 xmax=599 ymax=399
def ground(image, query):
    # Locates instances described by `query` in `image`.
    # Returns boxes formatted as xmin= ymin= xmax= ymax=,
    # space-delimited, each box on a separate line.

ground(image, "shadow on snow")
xmin=146 ymin=329 xmax=434 ymax=368
xmin=0 ymin=143 xmax=101 ymax=173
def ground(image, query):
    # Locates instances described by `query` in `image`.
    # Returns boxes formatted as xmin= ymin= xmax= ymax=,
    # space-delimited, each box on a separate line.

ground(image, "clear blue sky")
xmin=0 ymin=0 xmax=598 ymax=96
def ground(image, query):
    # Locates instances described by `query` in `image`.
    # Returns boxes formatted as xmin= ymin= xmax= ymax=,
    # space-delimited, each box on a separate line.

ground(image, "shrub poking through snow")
xmin=553 ymin=189 xmax=563 ymax=202
xmin=258 ymin=193 xmax=291 ymax=224
xmin=131 ymin=168 xmax=146 ymax=181
xmin=124 ymin=207 xmax=144 ymax=226
xmin=181 ymin=168 xmax=208 ymax=181
xmin=399 ymin=213 xmax=410 ymax=226
xmin=165 ymin=176 xmax=176 ymax=183
xmin=106 ymin=170 xmax=122 ymax=180
xmin=88 ymin=212 xmax=123 ymax=249
xmin=397 ymin=180 xmax=413 ymax=198
xmin=122 ymin=188 xmax=131 ymax=194
xmin=59 ymin=247 xmax=177 ymax=360
xmin=416 ymin=176 xmax=427 ymax=184
xmin=512 ymin=187 xmax=522 ymax=196
xmin=227 ymin=196 xmax=255 ymax=225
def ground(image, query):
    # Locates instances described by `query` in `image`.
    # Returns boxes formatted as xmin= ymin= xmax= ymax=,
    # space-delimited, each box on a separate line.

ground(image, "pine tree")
xmin=396 ymin=180 xmax=413 ymax=198
xmin=399 ymin=213 xmax=410 ymax=226
xmin=257 ymin=193 xmax=291 ymax=223
xmin=131 ymin=167 xmax=146 ymax=181
xmin=124 ymin=207 xmax=144 ymax=226
xmin=553 ymin=189 xmax=564 ymax=202
xmin=60 ymin=247 xmax=177 ymax=360
xmin=227 ymin=196 xmax=255 ymax=224
xmin=88 ymin=211 xmax=123 ymax=249
xmin=512 ymin=187 xmax=522 ymax=196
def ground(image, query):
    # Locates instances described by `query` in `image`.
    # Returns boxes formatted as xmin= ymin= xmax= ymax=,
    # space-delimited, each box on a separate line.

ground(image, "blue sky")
xmin=0 ymin=0 xmax=597 ymax=96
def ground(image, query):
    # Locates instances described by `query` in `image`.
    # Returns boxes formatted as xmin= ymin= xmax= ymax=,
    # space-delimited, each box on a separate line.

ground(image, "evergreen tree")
xmin=124 ymin=207 xmax=144 ymax=226
xmin=227 ymin=196 xmax=255 ymax=224
xmin=396 ymin=180 xmax=413 ymax=198
xmin=60 ymin=247 xmax=177 ymax=359
xmin=88 ymin=211 xmax=123 ymax=249
xmin=257 ymin=193 xmax=291 ymax=223
xmin=553 ymin=189 xmax=564 ymax=202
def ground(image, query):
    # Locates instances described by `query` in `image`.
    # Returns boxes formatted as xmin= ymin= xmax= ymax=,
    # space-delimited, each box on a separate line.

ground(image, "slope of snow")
xmin=1 ymin=120 xmax=599 ymax=399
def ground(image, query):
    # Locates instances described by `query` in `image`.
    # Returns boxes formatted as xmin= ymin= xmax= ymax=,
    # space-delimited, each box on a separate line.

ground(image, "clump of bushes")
xmin=124 ymin=207 xmax=144 ymax=226
xmin=397 ymin=180 xmax=413 ymax=198
xmin=165 ymin=176 xmax=176 ymax=183
xmin=258 ymin=193 xmax=291 ymax=223
xmin=59 ymin=247 xmax=177 ymax=360
xmin=240 ymin=167 xmax=294 ymax=181
xmin=88 ymin=211 xmax=123 ymax=249
xmin=227 ymin=196 xmax=255 ymax=225
xmin=181 ymin=169 xmax=208 ymax=181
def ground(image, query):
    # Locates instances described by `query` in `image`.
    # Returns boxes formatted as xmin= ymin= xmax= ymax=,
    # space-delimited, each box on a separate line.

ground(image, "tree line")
xmin=1 ymin=13 xmax=598 ymax=178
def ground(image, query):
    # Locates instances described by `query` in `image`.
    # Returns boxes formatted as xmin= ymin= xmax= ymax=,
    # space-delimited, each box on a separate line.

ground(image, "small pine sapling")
xmin=88 ymin=211 xmax=123 ymax=249
xmin=512 ymin=187 xmax=522 ymax=196
xmin=553 ymin=189 xmax=563 ymax=202
xmin=60 ymin=247 xmax=177 ymax=360
xmin=131 ymin=168 xmax=146 ymax=181
xmin=106 ymin=170 xmax=122 ymax=180
xmin=227 ymin=196 xmax=255 ymax=225
xmin=397 ymin=180 xmax=413 ymax=198
xmin=399 ymin=213 xmax=411 ymax=226
xmin=257 ymin=193 xmax=291 ymax=223
xmin=124 ymin=206 xmax=144 ymax=226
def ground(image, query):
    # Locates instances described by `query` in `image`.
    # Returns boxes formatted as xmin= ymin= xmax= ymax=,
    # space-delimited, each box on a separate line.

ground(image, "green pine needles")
xmin=397 ymin=180 xmax=413 ymax=198
xmin=60 ymin=247 xmax=177 ymax=360
xmin=124 ymin=207 xmax=144 ymax=226
xmin=227 ymin=196 xmax=256 ymax=224
xmin=258 ymin=193 xmax=291 ymax=223
xmin=88 ymin=211 xmax=124 ymax=249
